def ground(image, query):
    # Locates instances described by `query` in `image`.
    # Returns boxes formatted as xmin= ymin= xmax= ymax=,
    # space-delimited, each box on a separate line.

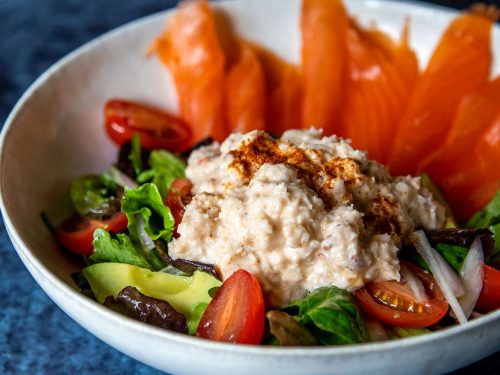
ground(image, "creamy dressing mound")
xmin=169 ymin=129 xmax=446 ymax=306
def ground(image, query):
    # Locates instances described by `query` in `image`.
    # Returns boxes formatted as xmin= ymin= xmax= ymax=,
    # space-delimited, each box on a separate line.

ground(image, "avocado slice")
xmin=83 ymin=263 xmax=221 ymax=334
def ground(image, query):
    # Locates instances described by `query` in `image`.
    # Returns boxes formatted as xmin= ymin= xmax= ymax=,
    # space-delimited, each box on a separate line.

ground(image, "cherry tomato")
xmin=475 ymin=265 xmax=500 ymax=313
xmin=169 ymin=178 xmax=193 ymax=196
xmin=164 ymin=178 xmax=193 ymax=233
xmin=104 ymin=99 xmax=192 ymax=151
xmin=354 ymin=261 xmax=449 ymax=328
xmin=196 ymin=269 xmax=265 ymax=344
xmin=55 ymin=212 xmax=128 ymax=256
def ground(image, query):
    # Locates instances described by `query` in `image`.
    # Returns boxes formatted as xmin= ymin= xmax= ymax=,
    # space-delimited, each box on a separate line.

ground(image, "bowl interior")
xmin=1 ymin=0 xmax=499 ymax=373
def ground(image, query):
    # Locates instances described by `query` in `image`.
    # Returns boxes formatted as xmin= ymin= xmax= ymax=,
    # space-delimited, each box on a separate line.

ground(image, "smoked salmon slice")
xmin=342 ymin=20 xmax=419 ymax=163
xmin=423 ymin=78 xmax=500 ymax=221
xmin=301 ymin=0 xmax=348 ymax=134
xmin=387 ymin=12 xmax=493 ymax=176
xmin=440 ymin=113 xmax=500 ymax=221
xmin=420 ymin=77 xmax=500 ymax=174
xmin=366 ymin=20 xmax=419 ymax=93
xmin=254 ymin=46 xmax=302 ymax=136
xmin=150 ymin=0 xmax=227 ymax=143
xmin=225 ymin=41 xmax=266 ymax=133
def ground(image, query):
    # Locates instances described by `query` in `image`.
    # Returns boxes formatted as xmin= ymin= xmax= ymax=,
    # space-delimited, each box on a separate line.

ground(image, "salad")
xmin=44 ymin=0 xmax=500 ymax=346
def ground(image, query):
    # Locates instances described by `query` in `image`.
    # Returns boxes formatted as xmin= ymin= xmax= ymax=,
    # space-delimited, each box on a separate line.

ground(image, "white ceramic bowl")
xmin=1 ymin=1 xmax=499 ymax=374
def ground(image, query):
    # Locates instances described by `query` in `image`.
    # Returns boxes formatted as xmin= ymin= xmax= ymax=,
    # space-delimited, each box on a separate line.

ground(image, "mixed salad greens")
xmin=43 ymin=99 xmax=500 ymax=346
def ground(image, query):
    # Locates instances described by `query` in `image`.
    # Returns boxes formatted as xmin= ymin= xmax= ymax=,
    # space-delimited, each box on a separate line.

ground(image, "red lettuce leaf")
xmin=104 ymin=286 xmax=188 ymax=333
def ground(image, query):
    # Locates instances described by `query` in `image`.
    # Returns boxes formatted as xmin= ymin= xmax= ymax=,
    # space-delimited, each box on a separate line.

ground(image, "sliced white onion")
xmin=400 ymin=263 xmax=428 ymax=304
xmin=108 ymin=166 xmax=139 ymax=189
xmin=135 ymin=214 xmax=155 ymax=251
xmin=366 ymin=320 xmax=390 ymax=342
xmin=433 ymin=248 xmax=466 ymax=298
xmin=458 ymin=237 xmax=484 ymax=318
xmin=410 ymin=230 xmax=468 ymax=325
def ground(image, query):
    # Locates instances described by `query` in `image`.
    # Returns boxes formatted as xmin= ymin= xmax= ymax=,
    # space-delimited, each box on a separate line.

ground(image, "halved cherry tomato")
xmin=55 ymin=212 xmax=128 ymax=256
xmin=169 ymin=178 xmax=193 ymax=196
xmin=104 ymin=99 xmax=191 ymax=152
xmin=354 ymin=261 xmax=449 ymax=328
xmin=475 ymin=265 xmax=500 ymax=313
xmin=164 ymin=178 xmax=193 ymax=234
xmin=196 ymin=269 xmax=265 ymax=344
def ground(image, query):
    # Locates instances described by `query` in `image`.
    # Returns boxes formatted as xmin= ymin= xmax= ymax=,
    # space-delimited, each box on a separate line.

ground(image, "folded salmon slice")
xmin=254 ymin=46 xmax=302 ymax=136
xmin=440 ymin=114 xmax=500 ymax=222
xmin=225 ymin=41 xmax=266 ymax=133
xmin=423 ymin=78 xmax=500 ymax=221
xmin=301 ymin=0 xmax=348 ymax=134
xmin=365 ymin=20 xmax=420 ymax=93
xmin=342 ymin=20 xmax=419 ymax=163
xmin=150 ymin=0 xmax=227 ymax=143
xmin=421 ymin=77 xmax=500 ymax=174
xmin=387 ymin=12 xmax=493 ymax=176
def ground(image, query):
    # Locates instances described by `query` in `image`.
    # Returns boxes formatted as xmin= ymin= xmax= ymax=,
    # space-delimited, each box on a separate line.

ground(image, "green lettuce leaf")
xmin=137 ymin=150 xmax=186 ymax=197
xmin=90 ymin=228 xmax=151 ymax=268
xmin=121 ymin=183 xmax=175 ymax=244
xmin=90 ymin=228 xmax=166 ymax=271
xmin=130 ymin=134 xmax=143 ymax=176
xmin=266 ymin=310 xmax=318 ymax=346
xmin=400 ymin=243 xmax=468 ymax=274
xmin=70 ymin=175 xmax=120 ymax=219
xmin=286 ymin=287 xmax=368 ymax=345
xmin=399 ymin=246 xmax=429 ymax=272
xmin=467 ymin=188 xmax=500 ymax=229
xmin=466 ymin=188 xmax=500 ymax=266
xmin=102 ymin=166 xmax=139 ymax=189
xmin=434 ymin=243 xmax=468 ymax=272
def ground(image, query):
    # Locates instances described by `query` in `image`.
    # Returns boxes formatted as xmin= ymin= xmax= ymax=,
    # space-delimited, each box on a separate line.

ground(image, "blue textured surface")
xmin=0 ymin=1 xmax=498 ymax=374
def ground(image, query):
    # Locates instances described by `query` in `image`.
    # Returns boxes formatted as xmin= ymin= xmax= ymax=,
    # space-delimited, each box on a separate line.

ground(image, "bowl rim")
xmin=1 ymin=0 xmax=499 ymax=358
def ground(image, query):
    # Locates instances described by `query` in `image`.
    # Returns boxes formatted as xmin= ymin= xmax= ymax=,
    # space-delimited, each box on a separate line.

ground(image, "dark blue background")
xmin=0 ymin=1 xmax=498 ymax=374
